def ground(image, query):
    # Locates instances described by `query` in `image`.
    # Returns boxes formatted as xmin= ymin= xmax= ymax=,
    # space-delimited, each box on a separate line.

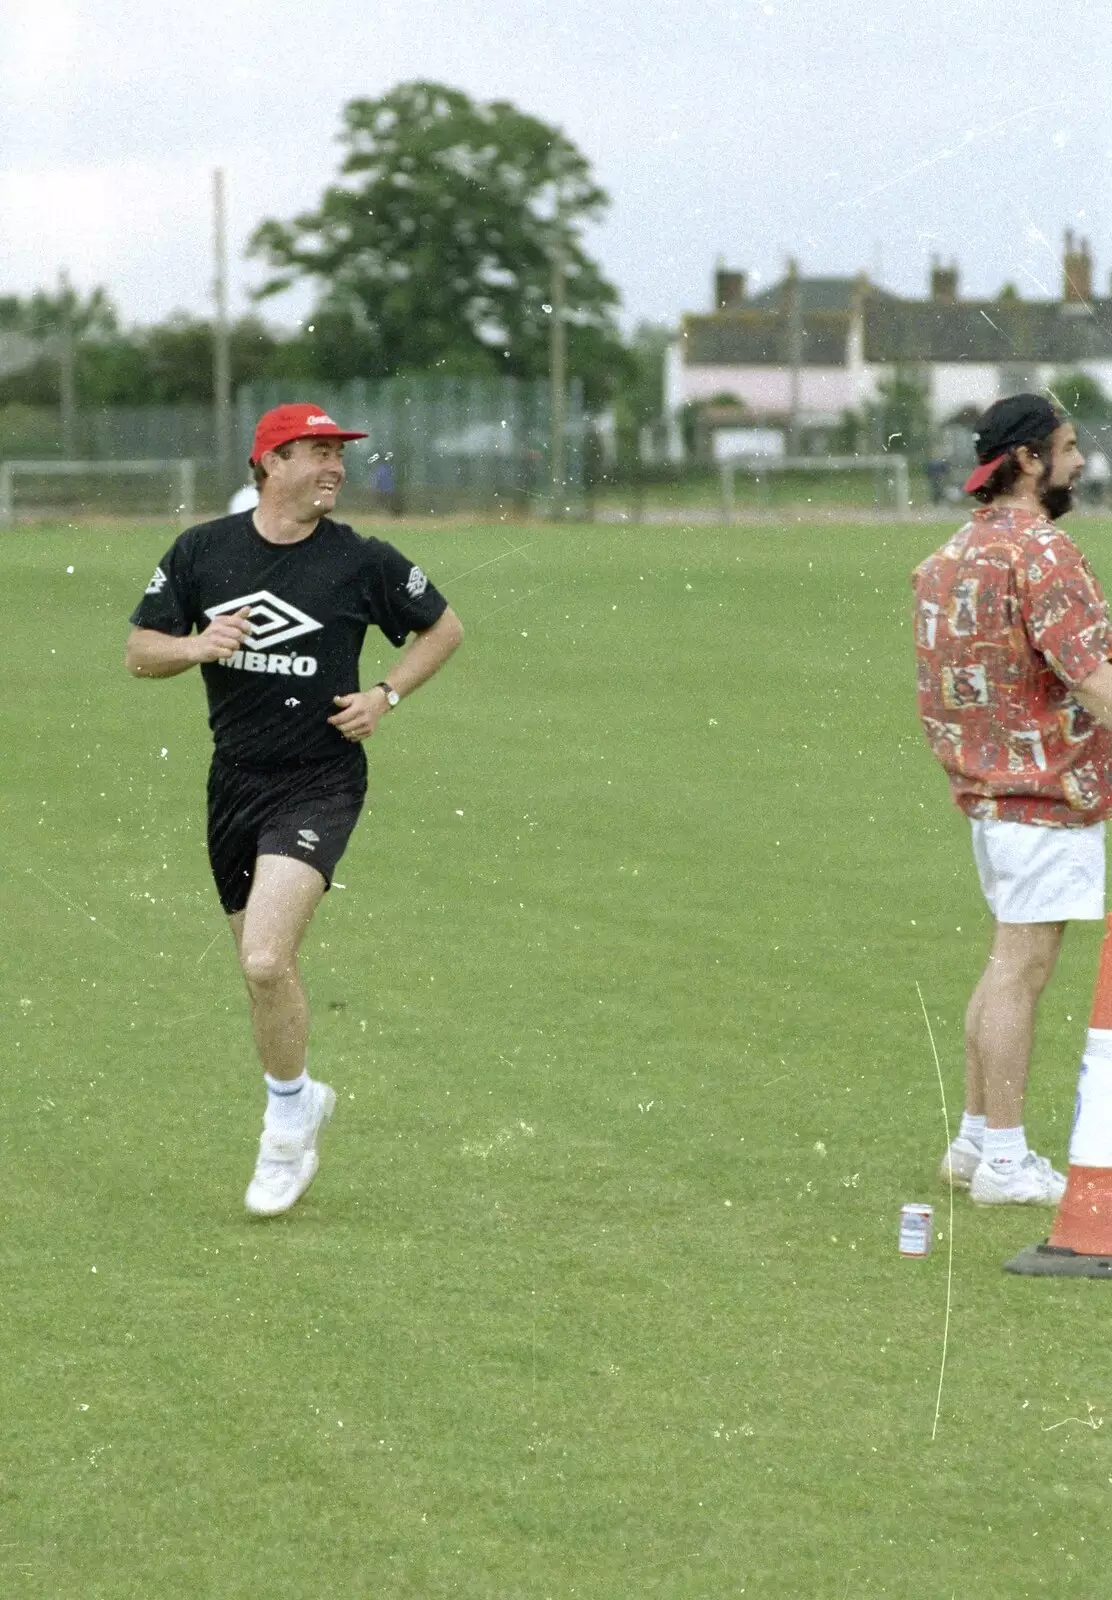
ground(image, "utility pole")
xmin=212 ymin=168 xmax=233 ymax=499
xmin=549 ymin=219 xmax=567 ymax=519
xmin=786 ymin=257 xmax=803 ymax=457
xmin=58 ymin=268 xmax=77 ymax=457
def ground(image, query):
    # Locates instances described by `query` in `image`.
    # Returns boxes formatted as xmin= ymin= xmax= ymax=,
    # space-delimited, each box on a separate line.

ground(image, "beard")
xmin=1037 ymin=461 xmax=1074 ymax=520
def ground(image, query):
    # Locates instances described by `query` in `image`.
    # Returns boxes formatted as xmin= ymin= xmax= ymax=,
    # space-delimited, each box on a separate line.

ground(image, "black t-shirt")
xmin=129 ymin=512 xmax=449 ymax=770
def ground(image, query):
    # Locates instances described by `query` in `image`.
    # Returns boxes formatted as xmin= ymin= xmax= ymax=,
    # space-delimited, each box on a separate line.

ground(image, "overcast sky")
xmin=2 ymin=0 xmax=1110 ymax=333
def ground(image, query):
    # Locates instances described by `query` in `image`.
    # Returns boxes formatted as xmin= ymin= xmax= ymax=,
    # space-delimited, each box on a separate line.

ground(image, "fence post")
xmin=719 ymin=461 xmax=735 ymax=522
xmin=178 ymin=461 xmax=195 ymax=527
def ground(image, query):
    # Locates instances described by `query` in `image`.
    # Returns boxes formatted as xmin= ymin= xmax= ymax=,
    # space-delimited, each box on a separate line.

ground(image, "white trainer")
xmin=969 ymin=1151 xmax=1067 ymax=1207
xmin=938 ymin=1136 xmax=982 ymax=1190
xmin=245 ymin=1078 xmax=336 ymax=1218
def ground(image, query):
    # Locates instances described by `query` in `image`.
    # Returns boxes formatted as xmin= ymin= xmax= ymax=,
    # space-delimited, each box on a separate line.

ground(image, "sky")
xmin=2 ymin=0 xmax=1111 ymax=334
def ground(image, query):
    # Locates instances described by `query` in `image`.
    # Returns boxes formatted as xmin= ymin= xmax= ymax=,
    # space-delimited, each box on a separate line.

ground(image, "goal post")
xmin=0 ymin=459 xmax=196 ymax=526
xmin=718 ymin=453 xmax=911 ymax=519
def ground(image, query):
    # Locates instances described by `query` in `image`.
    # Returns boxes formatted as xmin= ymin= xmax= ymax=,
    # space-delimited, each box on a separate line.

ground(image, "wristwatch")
xmin=375 ymin=680 xmax=400 ymax=709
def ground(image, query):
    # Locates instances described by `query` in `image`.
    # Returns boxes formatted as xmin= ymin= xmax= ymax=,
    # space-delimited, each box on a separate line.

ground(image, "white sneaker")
xmin=969 ymin=1151 xmax=1067 ymax=1207
xmin=245 ymin=1079 xmax=336 ymax=1217
xmin=939 ymin=1137 xmax=982 ymax=1190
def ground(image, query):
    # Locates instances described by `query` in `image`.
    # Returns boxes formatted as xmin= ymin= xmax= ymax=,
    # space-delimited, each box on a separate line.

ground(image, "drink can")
xmin=899 ymin=1203 xmax=933 ymax=1257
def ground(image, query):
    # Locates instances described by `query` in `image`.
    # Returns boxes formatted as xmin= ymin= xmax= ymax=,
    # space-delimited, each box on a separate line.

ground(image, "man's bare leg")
xmin=968 ymin=921 xmax=1065 ymax=1128
xmin=963 ymin=973 xmax=989 ymax=1120
xmin=233 ymin=855 xmax=334 ymax=1217
xmin=229 ymin=853 xmax=326 ymax=1082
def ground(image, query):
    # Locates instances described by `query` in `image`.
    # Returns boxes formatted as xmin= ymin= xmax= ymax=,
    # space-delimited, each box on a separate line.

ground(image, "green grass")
xmin=5 ymin=513 xmax=1112 ymax=1597
xmin=589 ymin=464 xmax=932 ymax=517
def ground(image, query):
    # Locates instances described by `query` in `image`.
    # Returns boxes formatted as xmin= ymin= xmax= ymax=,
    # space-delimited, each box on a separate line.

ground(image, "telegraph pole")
xmin=212 ymin=168 xmax=233 ymax=498
xmin=58 ymin=268 xmax=77 ymax=457
xmin=786 ymin=257 xmax=803 ymax=457
xmin=549 ymin=222 xmax=567 ymax=519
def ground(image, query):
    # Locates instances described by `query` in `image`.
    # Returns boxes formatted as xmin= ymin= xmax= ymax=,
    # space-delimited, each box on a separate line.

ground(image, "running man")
xmin=914 ymin=393 xmax=1112 ymax=1204
xmin=126 ymin=403 xmax=463 ymax=1216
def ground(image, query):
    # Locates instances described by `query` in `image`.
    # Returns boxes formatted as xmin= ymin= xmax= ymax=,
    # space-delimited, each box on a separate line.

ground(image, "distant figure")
xmin=925 ymin=458 xmax=950 ymax=506
xmin=370 ymin=458 xmax=400 ymax=516
xmin=228 ymin=483 xmax=260 ymax=514
xmin=1085 ymin=448 xmax=1110 ymax=508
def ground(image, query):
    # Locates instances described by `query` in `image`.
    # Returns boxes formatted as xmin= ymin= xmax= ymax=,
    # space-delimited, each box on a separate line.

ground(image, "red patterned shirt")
xmin=912 ymin=506 xmax=1112 ymax=826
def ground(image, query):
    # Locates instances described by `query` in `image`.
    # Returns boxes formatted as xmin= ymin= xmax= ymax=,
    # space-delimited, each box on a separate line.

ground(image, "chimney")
xmin=929 ymin=256 xmax=959 ymax=304
xmin=1063 ymin=230 xmax=1093 ymax=303
xmin=714 ymin=267 xmax=746 ymax=311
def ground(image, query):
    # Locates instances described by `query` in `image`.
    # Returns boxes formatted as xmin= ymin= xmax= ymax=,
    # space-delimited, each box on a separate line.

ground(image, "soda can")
xmin=899 ymin=1203 xmax=933 ymax=1257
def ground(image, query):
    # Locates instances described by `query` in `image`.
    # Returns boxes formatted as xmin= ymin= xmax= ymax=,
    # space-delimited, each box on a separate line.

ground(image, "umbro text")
xmin=218 ymin=651 xmax=319 ymax=677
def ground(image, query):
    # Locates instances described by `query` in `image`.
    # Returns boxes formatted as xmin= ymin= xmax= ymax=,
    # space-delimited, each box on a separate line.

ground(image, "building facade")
xmin=667 ymin=234 xmax=1112 ymax=459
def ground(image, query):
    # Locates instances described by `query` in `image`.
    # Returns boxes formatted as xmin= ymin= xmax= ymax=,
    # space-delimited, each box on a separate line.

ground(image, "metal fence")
xmin=1 ymin=376 xmax=586 ymax=515
xmin=0 ymin=403 xmax=214 ymax=463
xmin=236 ymin=376 xmax=587 ymax=515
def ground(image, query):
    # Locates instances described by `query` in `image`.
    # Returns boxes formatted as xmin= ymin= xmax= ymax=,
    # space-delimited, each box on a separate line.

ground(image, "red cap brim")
xmin=963 ymin=454 xmax=1007 ymax=494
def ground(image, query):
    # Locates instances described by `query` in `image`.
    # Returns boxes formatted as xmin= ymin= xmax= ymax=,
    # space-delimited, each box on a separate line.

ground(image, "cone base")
xmin=1048 ymin=1165 xmax=1112 ymax=1255
xmin=1004 ymin=1241 xmax=1112 ymax=1278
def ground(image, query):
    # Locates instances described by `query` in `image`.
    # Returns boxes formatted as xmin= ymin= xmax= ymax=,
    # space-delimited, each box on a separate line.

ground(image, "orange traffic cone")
xmin=1007 ymin=912 xmax=1112 ymax=1276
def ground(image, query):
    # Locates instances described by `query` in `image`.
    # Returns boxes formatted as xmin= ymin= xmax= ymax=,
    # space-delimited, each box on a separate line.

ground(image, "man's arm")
xmin=328 ymin=606 xmax=464 ymax=740
xmin=1072 ymin=662 xmax=1112 ymax=731
xmin=381 ymin=605 xmax=464 ymax=700
xmin=125 ymin=608 xmax=253 ymax=678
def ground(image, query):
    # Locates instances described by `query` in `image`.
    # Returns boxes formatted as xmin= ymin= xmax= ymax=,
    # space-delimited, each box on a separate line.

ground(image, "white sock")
xmin=264 ymin=1069 xmax=309 ymax=1132
xmin=983 ymin=1125 xmax=1028 ymax=1168
xmin=958 ymin=1112 xmax=986 ymax=1147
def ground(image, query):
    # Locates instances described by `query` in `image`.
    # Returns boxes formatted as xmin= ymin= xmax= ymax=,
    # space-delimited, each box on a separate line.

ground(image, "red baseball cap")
xmin=250 ymin=403 xmax=368 ymax=465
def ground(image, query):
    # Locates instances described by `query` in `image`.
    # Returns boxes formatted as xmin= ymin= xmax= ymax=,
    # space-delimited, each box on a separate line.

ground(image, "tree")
xmin=138 ymin=313 xmax=291 ymax=404
xmin=248 ymin=81 xmax=626 ymax=401
xmin=1052 ymin=371 xmax=1112 ymax=422
xmin=868 ymin=365 xmax=933 ymax=458
xmin=611 ymin=322 xmax=672 ymax=463
xmin=0 ymin=282 xmax=119 ymax=407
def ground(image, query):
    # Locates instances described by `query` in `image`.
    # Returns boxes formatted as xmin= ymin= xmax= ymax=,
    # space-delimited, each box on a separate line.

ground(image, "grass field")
xmin=5 ymin=513 xmax=1112 ymax=1598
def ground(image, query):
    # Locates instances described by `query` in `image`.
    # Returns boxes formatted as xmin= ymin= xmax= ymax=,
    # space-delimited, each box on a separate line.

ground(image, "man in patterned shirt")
xmin=914 ymin=393 xmax=1112 ymax=1205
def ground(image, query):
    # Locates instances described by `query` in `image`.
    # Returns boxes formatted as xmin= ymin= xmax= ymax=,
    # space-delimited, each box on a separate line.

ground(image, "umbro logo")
xmin=406 ymin=565 xmax=428 ymax=598
xmin=204 ymin=590 xmax=323 ymax=651
xmin=297 ymin=828 xmax=320 ymax=851
xmin=145 ymin=566 xmax=167 ymax=595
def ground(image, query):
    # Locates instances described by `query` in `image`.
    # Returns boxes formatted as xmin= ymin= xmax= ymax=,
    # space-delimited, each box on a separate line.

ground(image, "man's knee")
xmin=989 ymin=924 xmax=1065 ymax=992
xmin=241 ymin=945 xmax=292 ymax=990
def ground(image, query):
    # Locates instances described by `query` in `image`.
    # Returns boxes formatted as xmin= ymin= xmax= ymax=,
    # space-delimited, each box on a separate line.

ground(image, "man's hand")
xmin=328 ymin=691 xmax=387 ymax=741
xmin=193 ymin=607 xmax=254 ymax=663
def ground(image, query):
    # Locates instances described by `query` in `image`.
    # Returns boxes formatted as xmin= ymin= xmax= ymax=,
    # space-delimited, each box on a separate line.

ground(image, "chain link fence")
xmin=0 ymin=376 xmax=587 ymax=517
xmin=237 ymin=376 xmax=586 ymax=516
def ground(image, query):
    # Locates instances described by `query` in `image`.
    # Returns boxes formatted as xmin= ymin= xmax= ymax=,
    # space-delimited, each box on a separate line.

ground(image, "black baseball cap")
xmin=963 ymin=394 xmax=1062 ymax=494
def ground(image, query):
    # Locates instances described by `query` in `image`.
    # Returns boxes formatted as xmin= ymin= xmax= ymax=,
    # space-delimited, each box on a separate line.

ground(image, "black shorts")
xmin=206 ymin=752 xmax=368 ymax=915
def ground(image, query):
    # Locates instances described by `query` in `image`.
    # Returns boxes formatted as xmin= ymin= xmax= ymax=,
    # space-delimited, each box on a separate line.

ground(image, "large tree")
xmin=248 ymin=81 xmax=626 ymax=400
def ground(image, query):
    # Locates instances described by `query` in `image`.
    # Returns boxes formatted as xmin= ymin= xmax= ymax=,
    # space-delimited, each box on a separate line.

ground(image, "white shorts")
xmin=970 ymin=818 xmax=1106 ymax=923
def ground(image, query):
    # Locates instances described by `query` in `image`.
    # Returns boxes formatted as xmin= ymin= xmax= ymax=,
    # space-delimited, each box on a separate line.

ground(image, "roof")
xmin=746 ymin=275 xmax=899 ymax=314
xmin=682 ymin=309 xmax=851 ymax=367
xmin=863 ymin=298 xmax=1112 ymax=363
xmin=682 ymin=283 xmax=1112 ymax=368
